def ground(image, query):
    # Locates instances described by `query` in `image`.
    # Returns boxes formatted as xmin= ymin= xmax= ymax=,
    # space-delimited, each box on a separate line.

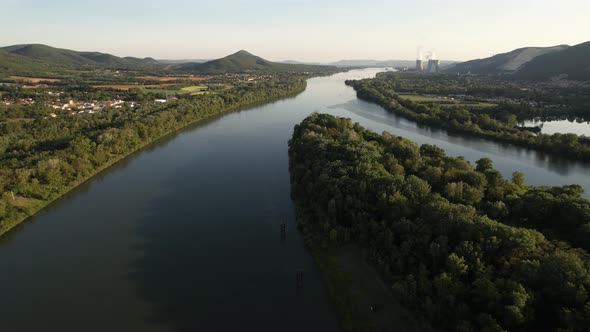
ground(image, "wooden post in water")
xmin=296 ymin=270 xmax=304 ymax=289
xmin=280 ymin=222 xmax=286 ymax=242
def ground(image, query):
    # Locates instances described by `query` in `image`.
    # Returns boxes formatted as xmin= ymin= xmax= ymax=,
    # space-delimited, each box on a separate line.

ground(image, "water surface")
xmin=521 ymin=118 xmax=590 ymax=136
xmin=1 ymin=68 xmax=590 ymax=332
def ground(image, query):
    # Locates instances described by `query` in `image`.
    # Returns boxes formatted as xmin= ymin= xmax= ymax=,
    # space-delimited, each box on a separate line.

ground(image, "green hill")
xmin=448 ymin=45 xmax=569 ymax=75
xmin=0 ymin=44 xmax=163 ymax=73
xmin=0 ymin=45 xmax=337 ymax=77
xmin=515 ymin=41 xmax=590 ymax=81
xmin=177 ymin=50 xmax=336 ymax=74
xmin=0 ymin=48 xmax=64 ymax=76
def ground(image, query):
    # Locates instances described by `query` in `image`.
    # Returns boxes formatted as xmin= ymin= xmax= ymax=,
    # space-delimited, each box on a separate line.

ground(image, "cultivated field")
xmin=399 ymin=94 xmax=497 ymax=108
xmin=138 ymin=76 xmax=208 ymax=82
xmin=10 ymin=76 xmax=60 ymax=83
xmin=92 ymin=83 xmax=178 ymax=90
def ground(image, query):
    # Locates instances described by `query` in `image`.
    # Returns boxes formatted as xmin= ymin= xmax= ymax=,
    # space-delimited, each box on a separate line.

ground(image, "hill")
xmin=515 ymin=41 xmax=590 ymax=81
xmin=176 ymin=50 xmax=337 ymax=73
xmin=0 ymin=48 xmax=64 ymax=75
xmin=0 ymin=45 xmax=337 ymax=76
xmin=0 ymin=44 xmax=162 ymax=73
xmin=448 ymin=45 xmax=569 ymax=75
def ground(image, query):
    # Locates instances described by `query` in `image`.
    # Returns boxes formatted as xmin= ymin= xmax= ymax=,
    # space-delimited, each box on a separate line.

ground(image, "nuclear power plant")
xmin=416 ymin=59 xmax=424 ymax=72
xmin=416 ymin=47 xmax=440 ymax=73
xmin=426 ymin=59 xmax=440 ymax=73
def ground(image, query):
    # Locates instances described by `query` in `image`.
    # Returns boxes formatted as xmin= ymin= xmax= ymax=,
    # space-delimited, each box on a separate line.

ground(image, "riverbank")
xmin=347 ymin=79 xmax=590 ymax=162
xmin=288 ymin=113 xmax=590 ymax=331
xmin=0 ymin=80 xmax=307 ymax=238
xmin=303 ymin=223 xmax=423 ymax=331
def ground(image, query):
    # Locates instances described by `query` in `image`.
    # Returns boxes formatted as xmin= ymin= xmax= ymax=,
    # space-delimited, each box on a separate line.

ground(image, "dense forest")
xmin=289 ymin=113 xmax=590 ymax=331
xmin=368 ymin=73 xmax=590 ymax=119
xmin=347 ymin=74 xmax=590 ymax=161
xmin=0 ymin=78 xmax=306 ymax=236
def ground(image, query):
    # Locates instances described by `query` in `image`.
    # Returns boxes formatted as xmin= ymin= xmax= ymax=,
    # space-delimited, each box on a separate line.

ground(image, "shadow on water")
xmin=119 ymin=91 xmax=339 ymax=332
xmin=0 ymin=94 xmax=301 ymax=242
xmin=125 ymin=143 xmax=339 ymax=332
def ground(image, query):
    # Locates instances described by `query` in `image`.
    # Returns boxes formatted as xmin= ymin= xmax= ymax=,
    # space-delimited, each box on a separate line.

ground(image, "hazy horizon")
xmin=2 ymin=0 xmax=589 ymax=62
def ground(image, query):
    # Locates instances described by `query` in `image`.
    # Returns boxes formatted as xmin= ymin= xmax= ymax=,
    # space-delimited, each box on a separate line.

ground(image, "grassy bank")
xmin=311 ymin=244 xmax=423 ymax=332
xmin=293 ymin=200 xmax=422 ymax=332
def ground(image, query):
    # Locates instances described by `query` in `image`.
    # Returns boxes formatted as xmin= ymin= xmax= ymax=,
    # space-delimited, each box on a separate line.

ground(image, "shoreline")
xmin=349 ymin=82 xmax=590 ymax=163
xmin=0 ymin=83 xmax=306 ymax=238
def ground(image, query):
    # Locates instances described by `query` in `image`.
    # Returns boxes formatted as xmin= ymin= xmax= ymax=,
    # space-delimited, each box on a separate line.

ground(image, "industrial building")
xmin=415 ymin=59 xmax=424 ymax=72
xmin=416 ymin=48 xmax=440 ymax=73
xmin=427 ymin=59 xmax=440 ymax=73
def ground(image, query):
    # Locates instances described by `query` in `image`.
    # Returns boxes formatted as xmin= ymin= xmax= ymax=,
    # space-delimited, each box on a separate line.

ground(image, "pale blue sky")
xmin=2 ymin=0 xmax=589 ymax=61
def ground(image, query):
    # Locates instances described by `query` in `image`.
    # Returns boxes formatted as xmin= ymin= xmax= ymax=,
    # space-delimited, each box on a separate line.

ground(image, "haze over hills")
xmin=281 ymin=59 xmax=456 ymax=68
xmin=158 ymin=59 xmax=210 ymax=64
xmin=447 ymin=41 xmax=590 ymax=81
xmin=328 ymin=60 xmax=420 ymax=68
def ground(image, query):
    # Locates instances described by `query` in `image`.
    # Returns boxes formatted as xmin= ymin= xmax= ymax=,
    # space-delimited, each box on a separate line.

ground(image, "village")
xmin=1 ymin=92 xmax=144 ymax=118
xmin=0 ymin=72 xmax=281 ymax=119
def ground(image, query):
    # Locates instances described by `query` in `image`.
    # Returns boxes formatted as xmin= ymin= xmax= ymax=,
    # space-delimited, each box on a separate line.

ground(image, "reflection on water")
xmin=521 ymin=118 xmax=590 ymax=136
xmin=0 ymin=68 xmax=589 ymax=332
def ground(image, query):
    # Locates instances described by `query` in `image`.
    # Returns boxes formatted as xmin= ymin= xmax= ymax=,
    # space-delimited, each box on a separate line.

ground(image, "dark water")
xmin=1 ymin=69 xmax=590 ymax=332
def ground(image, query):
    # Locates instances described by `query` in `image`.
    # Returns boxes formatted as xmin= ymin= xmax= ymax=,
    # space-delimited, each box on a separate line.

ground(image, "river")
xmin=1 ymin=68 xmax=590 ymax=332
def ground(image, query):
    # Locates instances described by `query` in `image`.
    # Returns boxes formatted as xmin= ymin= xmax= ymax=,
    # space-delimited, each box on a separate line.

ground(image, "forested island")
xmin=289 ymin=113 xmax=590 ymax=331
xmin=346 ymin=73 xmax=590 ymax=161
xmin=0 ymin=78 xmax=306 ymax=236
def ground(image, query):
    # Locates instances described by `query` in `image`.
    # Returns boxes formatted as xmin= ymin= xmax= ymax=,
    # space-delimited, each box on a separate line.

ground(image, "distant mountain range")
xmin=157 ymin=59 xmax=210 ymax=64
xmin=176 ymin=50 xmax=336 ymax=73
xmin=448 ymin=41 xmax=590 ymax=81
xmin=1 ymin=44 xmax=161 ymax=71
xmin=3 ymin=42 xmax=589 ymax=81
xmin=0 ymin=44 xmax=336 ymax=75
xmin=514 ymin=42 xmax=590 ymax=81
xmin=280 ymin=59 xmax=456 ymax=68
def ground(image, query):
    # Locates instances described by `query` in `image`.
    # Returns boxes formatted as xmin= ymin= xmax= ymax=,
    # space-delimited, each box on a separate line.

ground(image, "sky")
xmin=2 ymin=0 xmax=589 ymax=62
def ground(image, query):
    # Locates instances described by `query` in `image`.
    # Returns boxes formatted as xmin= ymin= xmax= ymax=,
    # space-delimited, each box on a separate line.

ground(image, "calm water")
xmin=1 ymin=69 xmax=590 ymax=332
xmin=521 ymin=118 xmax=590 ymax=136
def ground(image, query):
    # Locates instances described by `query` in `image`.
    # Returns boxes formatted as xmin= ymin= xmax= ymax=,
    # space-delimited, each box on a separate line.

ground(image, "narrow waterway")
xmin=1 ymin=68 xmax=590 ymax=332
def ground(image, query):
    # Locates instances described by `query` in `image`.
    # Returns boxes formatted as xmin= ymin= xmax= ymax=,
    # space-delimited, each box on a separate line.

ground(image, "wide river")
xmin=1 ymin=69 xmax=590 ymax=332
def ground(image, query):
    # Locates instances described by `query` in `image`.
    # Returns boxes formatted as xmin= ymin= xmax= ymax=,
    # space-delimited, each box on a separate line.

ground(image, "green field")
xmin=138 ymin=84 xmax=233 ymax=96
xmin=399 ymin=94 xmax=496 ymax=108
xmin=180 ymin=85 xmax=208 ymax=93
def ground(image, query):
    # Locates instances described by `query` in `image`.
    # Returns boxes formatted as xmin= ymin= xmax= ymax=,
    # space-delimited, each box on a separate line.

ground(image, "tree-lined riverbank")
xmin=0 ymin=79 xmax=306 ymax=237
xmin=289 ymin=113 xmax=590 ymax=331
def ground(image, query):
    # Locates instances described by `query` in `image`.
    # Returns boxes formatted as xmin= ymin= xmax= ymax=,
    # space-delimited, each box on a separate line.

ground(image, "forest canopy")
xmin=289 ymin=113 xmax=590 ymax=331
xmin=347 ymin=74 xmax=590 ymax=161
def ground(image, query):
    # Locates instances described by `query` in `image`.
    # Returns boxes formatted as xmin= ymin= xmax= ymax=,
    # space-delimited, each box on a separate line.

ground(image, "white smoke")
xmin=422 ymin=49 xmax=438 ymax=60
xmin=429 ymin=49 xmax=438 ymax=60
xmin=417 ymin=46 xmax=424 ymax=61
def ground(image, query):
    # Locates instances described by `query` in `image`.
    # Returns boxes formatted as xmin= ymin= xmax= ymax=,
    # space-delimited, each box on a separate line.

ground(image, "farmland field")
xmin=92 ymin=83 xmax=178 ymax=90
xmin=399 ymin=94 xmax=496 ymax=108
xmin=138 ymin=75 xmax=208 ymax=82
xmin=10 ymin=76 xmax=60 ymax=83
xmin=180 ymin=85 xmax=209 ymax=94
